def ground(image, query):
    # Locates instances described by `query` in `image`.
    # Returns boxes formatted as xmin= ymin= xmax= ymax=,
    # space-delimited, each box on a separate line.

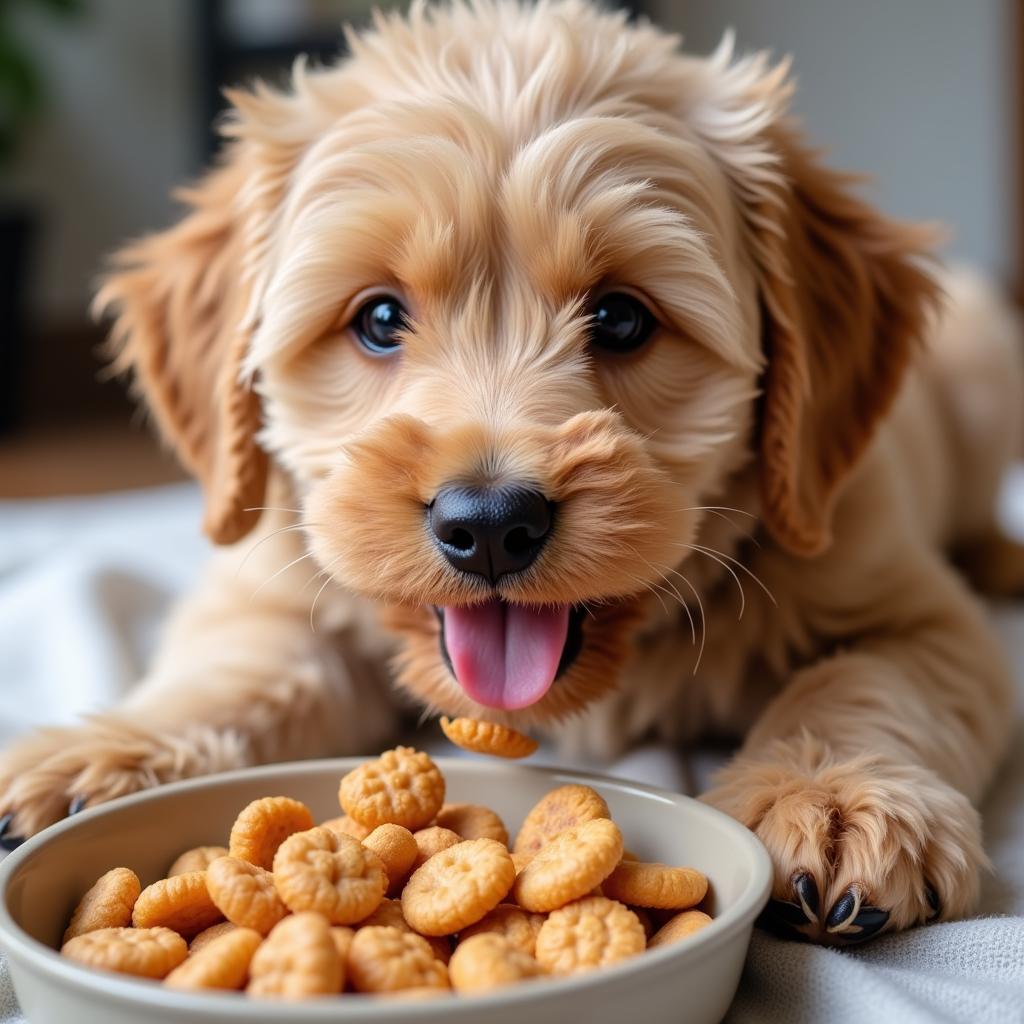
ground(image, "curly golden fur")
xmin=2 ymin=1 xmax=1021 ymax=945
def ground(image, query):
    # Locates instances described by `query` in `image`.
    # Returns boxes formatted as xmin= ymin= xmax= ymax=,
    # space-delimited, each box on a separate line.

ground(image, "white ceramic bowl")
xmin=0 ymin=759 xmax=771 ymax=1024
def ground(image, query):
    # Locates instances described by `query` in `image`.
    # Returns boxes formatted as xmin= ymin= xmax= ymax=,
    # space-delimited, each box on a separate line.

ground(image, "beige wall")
xmin=650 ymin=0 xmax=1013 ymax=282
xmin=10 ymin=0 xmax=196 ymax=325
xmin=9 ymin=0 xmax=1014 ymax=326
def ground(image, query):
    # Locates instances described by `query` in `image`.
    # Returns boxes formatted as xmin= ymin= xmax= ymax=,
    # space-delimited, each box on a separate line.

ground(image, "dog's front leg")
xmin=702 ymin=549 xmax=1013 ymax=943
xmin=0 ymin=529 xmax=396 ymax=844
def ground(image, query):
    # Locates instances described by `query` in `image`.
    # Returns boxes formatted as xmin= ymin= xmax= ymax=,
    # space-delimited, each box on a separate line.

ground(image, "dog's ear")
xmin=751 ymin=128 xmax=939 ymax=556
xmin=95 ymin=151 xmax=268 ymax=545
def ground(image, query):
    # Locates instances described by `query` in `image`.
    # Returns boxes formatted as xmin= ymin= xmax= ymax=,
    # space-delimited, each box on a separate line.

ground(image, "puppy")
xmin=1 ymin=0 xmax=1020 ymax=945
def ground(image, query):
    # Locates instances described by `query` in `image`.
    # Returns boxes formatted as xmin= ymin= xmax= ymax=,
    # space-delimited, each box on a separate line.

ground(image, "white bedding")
xmin=0 ymin=480 xmax=1022 ymax=1023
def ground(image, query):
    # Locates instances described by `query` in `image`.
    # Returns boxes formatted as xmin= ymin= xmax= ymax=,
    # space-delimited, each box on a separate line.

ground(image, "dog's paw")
xmin=702 ymin=739 xmax=984 ymax=944
xmin=0 ymin=718 xmax=249 ymax=846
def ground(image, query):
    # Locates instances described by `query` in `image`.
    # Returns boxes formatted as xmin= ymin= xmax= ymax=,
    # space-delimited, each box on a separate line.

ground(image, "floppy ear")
xmin=95 ymin=152 xmax=268 ymax=545
xmin=751 ymin=128 xmax=939 ymax=556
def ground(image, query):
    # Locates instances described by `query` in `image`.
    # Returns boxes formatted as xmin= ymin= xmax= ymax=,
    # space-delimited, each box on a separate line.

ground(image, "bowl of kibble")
xmin=0 ymin=719 xmax=771 ymax=1024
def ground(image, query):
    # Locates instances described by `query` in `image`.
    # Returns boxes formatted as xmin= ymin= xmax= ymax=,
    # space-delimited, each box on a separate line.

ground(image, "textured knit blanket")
xmin=1 ymin=481 xmax=1022 ymax=1023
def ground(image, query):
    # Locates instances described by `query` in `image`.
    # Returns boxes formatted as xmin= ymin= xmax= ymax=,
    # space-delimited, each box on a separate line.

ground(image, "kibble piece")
xmin=459 ymin=904 xmax=547 ymax=957
xmin=247 ymin=913 xmax=342 ymax=997
xmin=535 ymin=897 xmax=645 ymax=975
xmin=131 ymin=871 xmax=223 ymax=938
xmin=411 ymin=826 xmax=462 ymax=871
xmin=273 ymin=826 xmax=387 ymax=924
xmin=363 ymin=823 xmax=418 ymax=892
xmin=347 ymin=926 xmax=449 ymax=993
xmin=167 ymin=845 xmax=229 ymax=877
xmin=189 ymin=921 xmax=238 ymax=953
xmin=513 ymin=785 xmax=611 ymax=857
xmin=402 ymin=838 xmax=515 ymax=936
xmin=435 ymin=803 xmax=509 ymax=846
xmin=229 ymin=797 xmax=315 ymax=871
xmin=339 ymin=747 xmax=445 ymax=831
xmin=439 ymin=717 xmax=538 ymax=759
xmin=376 ymin=986 xmax=452 ymax=1001
xmin=205 ymin=856 xmax=288 ymax=935
xmin=632 ymin=906 xmax=656 ymax=940
xmin=601 ymin=861 xmax=708 ymax=910
xmin=330 ymin=926 xmax=354 ymax=976
xmin=511 ymin=850 xmax=533 ymax=873
xmin=356 ymin=897 xmax=452 ymax=964
xmin=647 ymin=909 xmax=713 ymax=948
xmin=320 ymin=815 xmax=372 ymax=841
xmin=513 ymin=819 xmax=623 ymax=913
xmin=164 ymin=927 xmax=262 ymax=990
xmin=63 ymin=867 xmax=141 ymax=943
xmin=449 ymin=933 xmax=544 ymax=993
xmin=62 ymin=926 xmax=187 ymax=979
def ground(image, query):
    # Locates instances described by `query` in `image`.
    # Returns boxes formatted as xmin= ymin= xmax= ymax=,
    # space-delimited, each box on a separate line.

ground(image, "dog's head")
xmin=97 ymin=2 xmax=936 ymax=727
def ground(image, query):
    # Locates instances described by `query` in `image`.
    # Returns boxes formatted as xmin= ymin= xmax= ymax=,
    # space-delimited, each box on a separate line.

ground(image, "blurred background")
xmin=0 ymin=0 xmax=1017 ymax=497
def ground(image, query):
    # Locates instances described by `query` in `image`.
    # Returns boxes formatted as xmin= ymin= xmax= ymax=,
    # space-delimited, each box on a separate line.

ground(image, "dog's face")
xmin=99 ymin=2 xmax=935 ymax=727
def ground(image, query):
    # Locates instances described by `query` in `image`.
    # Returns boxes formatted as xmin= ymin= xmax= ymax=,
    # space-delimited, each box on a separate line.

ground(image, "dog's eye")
xmin=352 ymin=296 xmax=408 ymax=355
xmin=590 ymin=292 xmax=657 ymax=353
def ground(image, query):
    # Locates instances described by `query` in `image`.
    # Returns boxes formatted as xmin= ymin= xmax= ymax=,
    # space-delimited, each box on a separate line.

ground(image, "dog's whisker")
xmin=249 ymin=550 xmax=316 ymax=603
xmin=242 ymin=506 xmax=306 ymax=515
xmin=679 ymin=505 xmax=759 ymax=520
xmin=668 ymin=567 xmax=708 ymax=674
xmin=681 ymin=541 xmax=778 ymax=607
xmin=625 ymin=571 xmax=669 ymax=617
xmin=234 ymin=523 xmax=313 ymax=580
xmin=646 ymin=557 xmax=704 ymax=664
xmin=683 ymin=506 xmax=762 ymax=546
xmin=679 ymin=543 xmax=747 ymax=620
xmin=624 ymin=548 xmax=699 ymax=651
xmin=308 ymin=554 xmax=345 ymax=632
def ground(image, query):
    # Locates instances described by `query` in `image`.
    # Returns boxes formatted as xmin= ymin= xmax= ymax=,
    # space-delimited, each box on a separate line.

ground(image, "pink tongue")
xmin=443 ymin=600 xmax=570 ymax=710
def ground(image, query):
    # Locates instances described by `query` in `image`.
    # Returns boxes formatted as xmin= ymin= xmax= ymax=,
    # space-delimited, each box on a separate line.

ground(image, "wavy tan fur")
xmin=2 ymin=1 xmax=1021 ymax=945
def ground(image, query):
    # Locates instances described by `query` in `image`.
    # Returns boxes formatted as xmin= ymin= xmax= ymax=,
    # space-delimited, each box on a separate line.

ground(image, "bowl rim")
xmin=0 ymin=758 xmax=773 ymax=1019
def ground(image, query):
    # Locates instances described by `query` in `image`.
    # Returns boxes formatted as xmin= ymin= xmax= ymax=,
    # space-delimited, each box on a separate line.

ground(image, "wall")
xmin=7 ymin=0 xmax=1015 ymax=326
xmin=9 ymin=0 xmax=197 ymax=326
xmin=650 ymin=0 xmax=1013 ymax=282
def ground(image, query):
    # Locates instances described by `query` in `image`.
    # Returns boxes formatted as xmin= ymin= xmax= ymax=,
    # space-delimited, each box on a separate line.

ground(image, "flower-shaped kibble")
xmin=131 ymin=871 xmax=223 ymax=938
xmin=534 ymin=896 xmax=645 ymax=975
xmin=439 ymin=717 xmax=538 ymax=759
xmin=513 ymin=818 xmax=623 ymax=913
xmin=63 ymin=867 xmax=141 ymax=943
xmin=164 ymin=927 xmax=262 ymax=990
xmin=401 ymin=837 xmax=514 ymax=936
xmin=62 ymin=926 xmax=187 ymax=979
xmin=449 ymin=932 xmax=544 ymax=993
xmin=339 ymin=747 xmax=444 ymax=831
xmin=272 ymin=826 xmax=387 ymax=925
xmin=347 ymin=925 xmax=449 ymax=993
xmin=229 ymin=796 xmax=314 ymax=870
xmin=513 ymin=785 xmax=610 ymax=859
xmin=206 ymin=855 xmax=289 ymax=935
xmin=247 ymin=913 xmax=342 ymax=997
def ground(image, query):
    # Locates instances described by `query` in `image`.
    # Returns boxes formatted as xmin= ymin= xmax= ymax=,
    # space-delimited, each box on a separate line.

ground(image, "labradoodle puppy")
xmin=2 ymin=1 xmax=1020 ymax=945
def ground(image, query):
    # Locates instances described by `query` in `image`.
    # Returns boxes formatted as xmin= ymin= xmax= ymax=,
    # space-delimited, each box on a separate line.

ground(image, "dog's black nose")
xmin=429 ymin=486 xmax=553 ymax=583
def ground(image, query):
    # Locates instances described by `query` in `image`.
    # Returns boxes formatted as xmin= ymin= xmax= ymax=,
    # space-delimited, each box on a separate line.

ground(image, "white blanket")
xmin=0 ymin=481 xmax=1022 ymax=1022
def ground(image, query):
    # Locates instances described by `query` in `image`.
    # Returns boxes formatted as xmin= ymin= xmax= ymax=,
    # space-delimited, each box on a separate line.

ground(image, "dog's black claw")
xmin=757 ymin=900 xmax=811 ymax=940
xmin=0 ymin=812 xmax=28 ymax=851
xmin=793 ymin=872 xmax=820 ymax=923
xmin=764 ymin=898 xmax=812 ymax=927
xmin=833 ymin=906 xmax=891 ymax=944
xmin=826 ymin=886 xmax=863 ymax=931
xmin=68 ymin=795 xmax=88 ymax=817
xmin=925 ymin=883 xmax=941 ymax=920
